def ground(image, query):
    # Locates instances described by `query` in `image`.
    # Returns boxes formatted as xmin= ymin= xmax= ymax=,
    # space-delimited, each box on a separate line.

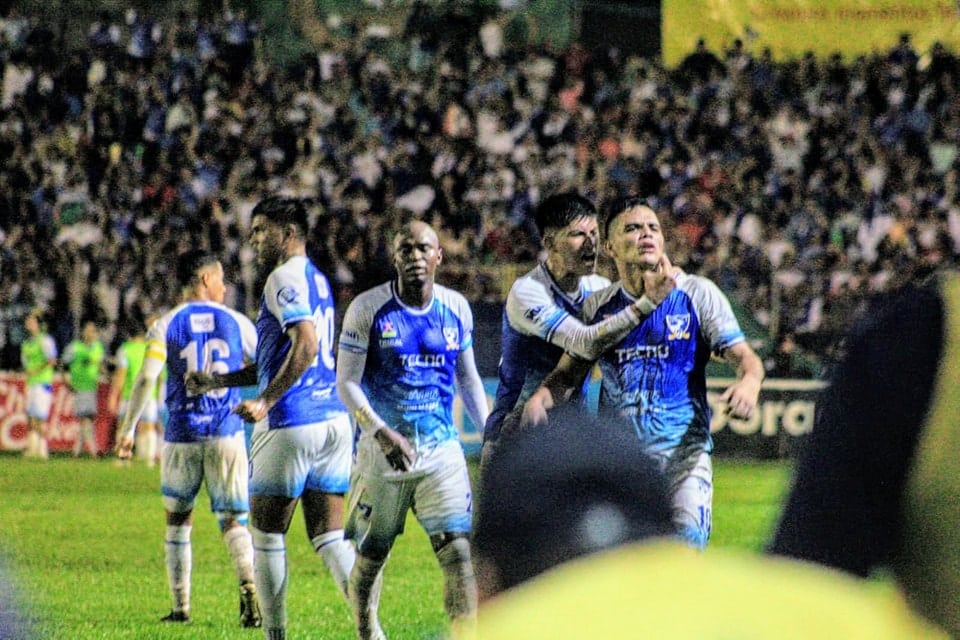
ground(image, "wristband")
xmin=636 ymin=295 xmax=657 ymax=315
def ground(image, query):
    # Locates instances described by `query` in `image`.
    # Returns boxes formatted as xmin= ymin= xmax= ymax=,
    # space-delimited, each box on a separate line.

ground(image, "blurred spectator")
xmin=0 ymin=5 xmax=956 ymax=379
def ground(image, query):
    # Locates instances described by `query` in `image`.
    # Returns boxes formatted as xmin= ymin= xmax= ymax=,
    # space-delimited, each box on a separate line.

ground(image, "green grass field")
xmin=0 ymin=455 xmax=791 ymax=639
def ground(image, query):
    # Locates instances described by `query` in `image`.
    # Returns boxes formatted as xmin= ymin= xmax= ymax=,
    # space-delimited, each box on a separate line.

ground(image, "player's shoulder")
xmin=434 ymin=282 xmax=471 ymax=309
xmin=580 ymin=273 xmax=611 ymax=294
xmin=582 ymin=281 xmax=623 ymax=316
xmin=347 ymin=281 xmax=393 ymax=312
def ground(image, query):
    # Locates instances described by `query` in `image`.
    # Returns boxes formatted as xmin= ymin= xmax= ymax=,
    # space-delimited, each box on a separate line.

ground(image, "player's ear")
xmin=435 ymin=246 xmax=443 ymax=266
xmin=603 ymin=237 xmax=614 ymax=257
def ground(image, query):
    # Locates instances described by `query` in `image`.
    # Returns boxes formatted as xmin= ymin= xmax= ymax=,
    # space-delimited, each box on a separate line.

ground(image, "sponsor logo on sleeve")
xmin=277 ymin=286 xmax=299 ymax=306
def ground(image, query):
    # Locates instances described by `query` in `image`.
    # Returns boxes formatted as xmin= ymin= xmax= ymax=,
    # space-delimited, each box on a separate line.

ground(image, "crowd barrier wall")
xmin=0 ymin=373 xmax=824 ymax=459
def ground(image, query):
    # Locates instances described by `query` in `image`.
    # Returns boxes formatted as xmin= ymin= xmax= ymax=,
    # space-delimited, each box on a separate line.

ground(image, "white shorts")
xmin=72 ymin=390 xmax=97 ymax=418
xmin=650 ymin=444 xmax=713 ymax=549
xmin=346 ymin=437 xmax=473 ymax=557
xmin=249 ymin=414 xmax=352 ymax=498
xmin=25 ymin=384 xmax=53 ymax=421
xmin=161 ymin=432 xmax=250 ymax=518
xmin=118 ymin=398 xmax=159 ymax=424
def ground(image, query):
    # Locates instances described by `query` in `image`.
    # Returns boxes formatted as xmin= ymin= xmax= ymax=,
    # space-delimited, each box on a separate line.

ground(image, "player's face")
xmin=548 ymin=215 xmax=600 ymax=278
xmin=249 ymin=215 xmax=284 ymax=266
xmin=203 ymin=261 xmax=227 ymax=303
xmin=393 ymin=224 xmax=442 ymax=285
xmin=25 ymin=315 xmax=39 ymax=335
xmin=604 ymin=205 xmax=664 ymax=270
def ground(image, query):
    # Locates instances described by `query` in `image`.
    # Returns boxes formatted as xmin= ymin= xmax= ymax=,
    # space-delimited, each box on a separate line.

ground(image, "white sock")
xmin=436 ymin=537 xmax=478 ymax=632
xmin=82 ymin=420 xmax=96 ymax=455
xmin=311 ymin=530 xmax=355 ymax=601
xmin=223 ymin=525 xmax=256 ymax=585
xmin=349 ymin=555 xmax=385 ymax=640
xmin=165 ymin=525 xmax=192 ymax=614
xmin=252 ymin=527 xmax=287 ymax=633
xmin=24 ymin=431 xmax=38 ymax=457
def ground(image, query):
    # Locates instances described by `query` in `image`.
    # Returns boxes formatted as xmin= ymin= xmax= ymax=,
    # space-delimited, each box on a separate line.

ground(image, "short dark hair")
xmin=473 ymin=405 xmax=675 ymax=594
xmin=601 ymin=195 xmax=648 ymax=238
xmin=251 ymin=197 xmax=310 ymax=238
xmin=176 ymin=249 xmax=219 ymax=289
xmin=534 ymin=192 xmax=597 ymax=239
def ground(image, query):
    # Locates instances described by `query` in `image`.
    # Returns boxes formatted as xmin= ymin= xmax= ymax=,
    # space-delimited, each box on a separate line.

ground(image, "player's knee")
xmin=216 ymin=511 xmax=249 ymax=532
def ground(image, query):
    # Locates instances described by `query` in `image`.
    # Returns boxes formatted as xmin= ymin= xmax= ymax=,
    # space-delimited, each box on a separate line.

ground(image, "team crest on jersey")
xmin=277 ymin=286 xmax=299 ymax=306
xmin=379 ymin=320 xmax=398 ymax=339
xmin=666 ymin=314 xmax=691 ymax=340
xmin=443 ymin=327 xmax=459 ymax=350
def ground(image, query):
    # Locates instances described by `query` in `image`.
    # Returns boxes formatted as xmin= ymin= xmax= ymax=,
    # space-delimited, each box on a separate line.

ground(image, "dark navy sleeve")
xmin=768 ymin=281 xmax=943 ymax=576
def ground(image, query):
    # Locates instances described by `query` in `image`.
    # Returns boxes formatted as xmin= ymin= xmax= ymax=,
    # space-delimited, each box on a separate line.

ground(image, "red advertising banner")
xmin=0 ymin=373 xmax=116 ymax=454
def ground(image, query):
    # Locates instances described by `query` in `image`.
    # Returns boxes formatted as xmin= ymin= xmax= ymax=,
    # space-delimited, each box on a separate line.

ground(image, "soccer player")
xmin=337 ymin=220 xmax=490 ymax=640
xmin=482 ymin=191 xmax=677 ymax=466
xmin=188 ymin=197 xmax=355 ymax=640
xmin=114 ymin=249 xmax=261 ymax=627
xmin=63 ymin=320 xmax=106 ymax=457
xmin=522 ymin=197 xmax=764 ymax=549
xmin=109 ymin=315 xmax=162 ymax=465
xmin=20 ymin=308 xmax=57 ymax=459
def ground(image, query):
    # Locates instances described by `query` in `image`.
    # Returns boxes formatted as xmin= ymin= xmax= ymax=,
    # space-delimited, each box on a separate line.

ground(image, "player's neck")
xmin=544 ymin=261 xmax=580 ymax=294
xmin=395 ymin=279 xmax=433 ymax=309
xmin=619 ymin=262 xmax=649 ymax=298
xmin=279 ymin=240 xmax=307 ymax=265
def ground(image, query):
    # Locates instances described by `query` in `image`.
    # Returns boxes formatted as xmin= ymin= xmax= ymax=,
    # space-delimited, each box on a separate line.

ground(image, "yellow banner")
xmin=663 ymin=0 xmax=960 ymax=66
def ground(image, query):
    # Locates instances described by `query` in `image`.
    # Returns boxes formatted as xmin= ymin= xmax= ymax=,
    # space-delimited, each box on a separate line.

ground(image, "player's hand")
xmin=233 ymin=398 xmax=269 ymax=423
xmin=115 ymin=435 xmax=134 ymax=460
xmin=719 ymin=376 xmax=762 ymax=420
xmin=640 ymin=255 xmax=679 ymax=306
xmin=373 ymin=426 xmax=415 ymax=472
xmin=185 ymin=371 xmax=215 ymax=396
xmin=519 ymin=395 xmax=550 ymax=429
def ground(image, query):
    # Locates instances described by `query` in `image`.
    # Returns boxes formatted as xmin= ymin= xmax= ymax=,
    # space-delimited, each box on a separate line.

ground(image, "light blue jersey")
xmin=485 ymin=264 xmax=609 ymax=442
xmin=149 ymin=301 xmax=257 ymax=443
xmin=257 ymin=255 xmax=346 ymax=428
xmin=584 ymin=273 xmax=745 ymax=454
xmin=339 ymin=281 xmax=474 ymax=449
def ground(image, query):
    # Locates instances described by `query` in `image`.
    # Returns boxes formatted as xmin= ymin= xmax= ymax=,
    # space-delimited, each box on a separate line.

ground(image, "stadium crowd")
xmin=0 ymin=2 xmax=958 ymax=377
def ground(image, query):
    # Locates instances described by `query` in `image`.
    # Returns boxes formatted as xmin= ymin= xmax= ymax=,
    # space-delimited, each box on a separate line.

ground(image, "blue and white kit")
xmin=485 ymin=263 xmax=610 ymax=442
xmin=339 ymin=280 xmax=475 ymax=449
xmin=583 ymin=272 xmax=746 ymax=548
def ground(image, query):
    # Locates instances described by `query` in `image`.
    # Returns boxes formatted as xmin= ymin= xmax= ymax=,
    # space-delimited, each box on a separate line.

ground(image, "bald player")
xmin=338 ymin=220 xmax=489 ymax=640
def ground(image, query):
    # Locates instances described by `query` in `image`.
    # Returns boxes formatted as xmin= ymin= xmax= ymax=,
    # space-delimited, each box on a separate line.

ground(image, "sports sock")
xmin=82 ymin=419 xmax=96 ymax=455
xmin=436 ymin=537 xmax=478 ymax=632
xmin=223 ymin=525 xmax=256 ymax=585
xmin=165 ymin=525 xmax=192 ymax=614
xmin=311 ymin=529 xmax=355 ymax=600
xmin=349 ymin=554 xmax=385 ymax=640
xmin=252 ymin=527 xmax=287 ymax=633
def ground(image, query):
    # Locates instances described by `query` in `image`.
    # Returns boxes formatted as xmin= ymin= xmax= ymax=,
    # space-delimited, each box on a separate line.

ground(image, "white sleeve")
xmin=455 ymin=346 xmax=489 ymax=431
xmin=507 ymin=282 xmax=642 ymax=360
